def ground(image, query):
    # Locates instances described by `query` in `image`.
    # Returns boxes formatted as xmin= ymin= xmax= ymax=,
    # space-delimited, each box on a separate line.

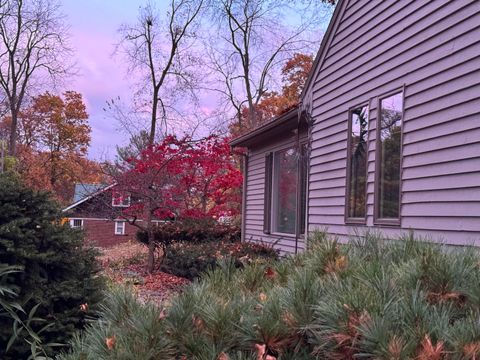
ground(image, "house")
xmin=231 ymin=0 xmax=480 ymax=253
xmin=63 ymin=183 xmax=138 ymax=247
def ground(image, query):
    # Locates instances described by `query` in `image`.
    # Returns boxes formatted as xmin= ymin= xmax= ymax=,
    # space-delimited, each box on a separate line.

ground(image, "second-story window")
xmin=112 ymin=191 xmax=130 ymax=207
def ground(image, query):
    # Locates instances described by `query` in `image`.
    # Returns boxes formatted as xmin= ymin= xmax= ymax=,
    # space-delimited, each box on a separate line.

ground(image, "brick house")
xmin=63 ymin=183 xmax=138 ymax=247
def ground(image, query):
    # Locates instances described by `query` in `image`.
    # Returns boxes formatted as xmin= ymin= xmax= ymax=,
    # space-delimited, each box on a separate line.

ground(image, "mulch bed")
xmin=99 ymin=242 xmax=190 ymax=303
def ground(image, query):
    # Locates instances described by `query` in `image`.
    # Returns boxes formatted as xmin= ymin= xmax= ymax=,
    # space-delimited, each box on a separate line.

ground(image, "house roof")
xmin=301 ymin=0 xmax=346 ymax=99
xmin=73 ymin=183 xmax=107 ymax=202
xmin=230 ymin=107 xmax=299 ymax=148
xmin=63 ymin=183 xmax=115 ymax=212
xmin=230 ymin=1 xmax=345 ymax=148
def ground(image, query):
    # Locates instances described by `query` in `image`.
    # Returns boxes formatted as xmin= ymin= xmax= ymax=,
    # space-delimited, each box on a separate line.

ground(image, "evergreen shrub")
xmin=61 ymin=231 xmax=480 ymax=359
xmin=0 ymin=173 xmax=104 ymax=359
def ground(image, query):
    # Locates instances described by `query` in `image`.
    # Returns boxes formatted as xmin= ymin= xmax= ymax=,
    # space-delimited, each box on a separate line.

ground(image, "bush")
xmin=0 ymin=173 xmax=104 ymax=359
xmin=136 ymin=219 xmax=241 ymax=246
xmin=161 ymin=241 xmax=278 ymax=280
xmin=58 ymin=287 xmax=174 ymax=360
xmin=61 ymin=232 xmax=480 ymax=359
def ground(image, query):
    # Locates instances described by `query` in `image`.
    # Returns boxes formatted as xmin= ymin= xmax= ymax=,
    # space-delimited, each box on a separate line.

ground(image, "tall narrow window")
xmin=270 ymin=146 xmax=307 ymax=235
xmin=377 ymin=92 xmax=403 ymax=220
xmin=346 ymin=105 xmax=369 ymax=220
xmin=272 ymin=148 xmax=297 ymax=234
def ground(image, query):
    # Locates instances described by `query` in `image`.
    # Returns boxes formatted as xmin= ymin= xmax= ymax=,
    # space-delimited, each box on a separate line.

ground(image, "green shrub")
xmin=0 ymin=173 xmax=104 ymax=359
xmin=136 ymin=220 xmax=241 ymax=246
xmin=61 ymin=231 xmax=480 ymax=359
xmin=59 ymin=287 xmax=174 ymax=360
xmin=161 ymin=240 xmax=279 ymax=280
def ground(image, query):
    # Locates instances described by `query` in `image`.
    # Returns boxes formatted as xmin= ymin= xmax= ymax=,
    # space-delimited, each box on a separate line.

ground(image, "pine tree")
xmin=0 ymin=172 xmax=104 ymax=359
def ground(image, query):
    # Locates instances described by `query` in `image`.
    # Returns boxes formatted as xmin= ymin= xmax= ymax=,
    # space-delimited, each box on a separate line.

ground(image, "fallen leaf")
xmin=105 ymin=335 xmax=116 ymax=350
xmin=255 ymin=343 xmax=277 ymax=360
xmin=218 ymin=352 xmax=230 ymax=360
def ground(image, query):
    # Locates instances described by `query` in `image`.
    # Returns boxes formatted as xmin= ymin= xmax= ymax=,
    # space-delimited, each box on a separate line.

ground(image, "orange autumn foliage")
xmin=1 ymin=91 xmax=106 ymax=204
xmin=231 ymin=53 xmax=313 ymax=137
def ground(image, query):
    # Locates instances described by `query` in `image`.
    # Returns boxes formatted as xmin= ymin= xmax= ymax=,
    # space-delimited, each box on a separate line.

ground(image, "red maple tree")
xmin=113 ymin=134 xmax=243 ymax=272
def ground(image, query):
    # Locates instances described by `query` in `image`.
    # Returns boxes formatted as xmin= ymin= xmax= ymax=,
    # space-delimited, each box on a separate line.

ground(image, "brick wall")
xmin=81 ymin=219 xmax=138 ymax=248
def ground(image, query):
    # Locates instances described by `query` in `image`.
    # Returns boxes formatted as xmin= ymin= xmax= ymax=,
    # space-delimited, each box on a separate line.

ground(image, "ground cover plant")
xmin=60 ymin=231 xmax=480 ymax=359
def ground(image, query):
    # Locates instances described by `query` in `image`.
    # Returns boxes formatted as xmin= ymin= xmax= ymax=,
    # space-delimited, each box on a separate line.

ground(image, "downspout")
xmin=295 ymin=108 xmax=302 ymax=255
xmin=299 ymin=99 xmax=313 ymax=251
xmin=241 ymin=151 xmax=249 ymax=243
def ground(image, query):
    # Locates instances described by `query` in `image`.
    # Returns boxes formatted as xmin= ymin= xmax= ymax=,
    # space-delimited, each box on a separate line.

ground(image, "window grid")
xmin=114 ymin=221 xmax=125 ymax=235
xmin=112 ymin=191 xmax=131 ymax=207
xmin=70 ymin=219 xmax=83 ymax=229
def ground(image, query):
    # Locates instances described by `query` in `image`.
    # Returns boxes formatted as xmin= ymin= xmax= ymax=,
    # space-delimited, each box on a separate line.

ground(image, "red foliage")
xmin=116 ymin=134 xmax=243 ymax=222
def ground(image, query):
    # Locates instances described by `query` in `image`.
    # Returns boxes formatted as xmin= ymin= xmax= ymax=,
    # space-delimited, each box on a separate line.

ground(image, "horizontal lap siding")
xmin=244 ymin=133 xmax=307 ymax=254
xmin=308 ymin=0 xmax=480 ymax=245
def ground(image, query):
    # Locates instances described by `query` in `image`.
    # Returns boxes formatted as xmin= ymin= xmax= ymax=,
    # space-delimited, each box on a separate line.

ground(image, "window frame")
xmin=114 ymin=221 xmax=126 ymax=235
xmin=112 ymin=191 xmax=131 ymax=207
xmin=345 ymin=102 xmax=370 ymax=225
xmin=269 ymin=143 xmax=308 ymax=238
xmin=297 ymin=142 xmax=308 ymax=237
xmin=373 ymin=87 xmax=405 ymax=226
xmin=69 ymin=218 xmax=83 ymax=229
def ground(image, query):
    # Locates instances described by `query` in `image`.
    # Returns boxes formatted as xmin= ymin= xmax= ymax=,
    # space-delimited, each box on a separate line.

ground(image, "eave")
xmin=230 ymin=108 xmax=299 ymax=148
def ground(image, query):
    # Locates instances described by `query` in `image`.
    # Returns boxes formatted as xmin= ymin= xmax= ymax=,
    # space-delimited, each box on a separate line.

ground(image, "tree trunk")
xmin=149 ymin=88 xmax=159 ymax=144
xmin=8 ymin=107 xmax=18 ymax=156
xmin=147 ymin=227 xmax=155 ymax=273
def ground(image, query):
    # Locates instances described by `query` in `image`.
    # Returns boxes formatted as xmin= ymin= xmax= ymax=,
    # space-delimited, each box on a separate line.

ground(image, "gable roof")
xmin=63 ymin=183 xmax=115 ymax=212
xmin=301 ymin=0 xmax=347 ymax=101
xmin=73 ymin=183 xmax=107 ymax=202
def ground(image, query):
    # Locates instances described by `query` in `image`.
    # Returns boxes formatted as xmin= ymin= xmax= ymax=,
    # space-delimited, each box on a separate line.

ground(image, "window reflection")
xmin=347 ymin=105 xmax=369 ymax=219
xmin=273 ymin=148 xmax=298 ymax=234
xmin=378 ymin=92 xmax=403 ymax=219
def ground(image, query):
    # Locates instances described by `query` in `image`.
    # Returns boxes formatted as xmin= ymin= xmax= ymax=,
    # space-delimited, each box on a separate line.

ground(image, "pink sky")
xmin=61 ymin=1 xmax=331 ymax=161
xmin=63 ymin=0 xmax=147 ymax=160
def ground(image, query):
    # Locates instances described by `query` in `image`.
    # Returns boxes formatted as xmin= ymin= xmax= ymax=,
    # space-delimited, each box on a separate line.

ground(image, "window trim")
xmin=263 ymin=152 xmax=273 ymax=234
xmin=112 ymin=191 xmax=131 ymax=207
xmin=297 ymin=141 xmax=308 ymax=236
xmin=114 ymin=221 xmax=126 ymax=235
xmin=345 ymin=102 xmax=370 ymax=225
xmin=69 ymin=218 xmax=84 ymax=229
xmin=373 ymin=87 xmax=405 ymax=226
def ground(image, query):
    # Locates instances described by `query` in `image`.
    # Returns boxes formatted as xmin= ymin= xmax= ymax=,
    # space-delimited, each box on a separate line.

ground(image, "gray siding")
xmin=244 ymin=132 xmax=307 ymax=254
xmin=307 ymin=0 xmax=480 ymax=244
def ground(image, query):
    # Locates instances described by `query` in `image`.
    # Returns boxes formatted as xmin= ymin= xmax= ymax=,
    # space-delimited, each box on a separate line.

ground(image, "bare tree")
xmin=206 ymin=0 xmax=334 ymax=132
xmin=116 ymin=0 xmax=205 ymax=145
xmin=112 ymin=0 xmax=205 ymax=272
xmin=0 ymin=0 xmax=73 ymax=156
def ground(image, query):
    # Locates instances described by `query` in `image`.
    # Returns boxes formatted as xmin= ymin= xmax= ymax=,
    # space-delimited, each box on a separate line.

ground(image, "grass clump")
xmin=60 ymin=231 xmax=480 ymax=359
